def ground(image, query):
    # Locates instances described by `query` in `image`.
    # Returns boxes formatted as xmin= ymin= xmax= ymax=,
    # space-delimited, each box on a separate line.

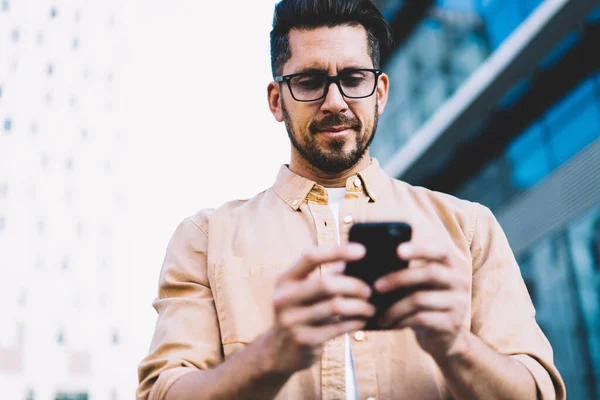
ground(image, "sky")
xmin=121 ymin=0 xmax=289 ymax=388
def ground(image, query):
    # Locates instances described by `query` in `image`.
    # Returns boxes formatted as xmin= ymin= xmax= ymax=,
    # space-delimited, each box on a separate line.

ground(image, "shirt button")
xmin=354 ymin=331 xmax=365 ymax=341
xmin=354 ymin=178 xmax=362 ymax=187
xmin=343 ymin=215 xmax=353 ymax=224
xmin=292 ymin=199 xmax=299 ymax=207
xmin=366 ymin=397 xmax=376 ymax=400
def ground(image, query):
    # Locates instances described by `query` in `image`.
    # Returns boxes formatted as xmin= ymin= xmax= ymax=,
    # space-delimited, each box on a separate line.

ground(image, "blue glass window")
xmin=587 ymin=5 xmax=600 ymax=23
xmin=507 ymin=122 xmax=552 ymax=188
xmin=4 ymin=118 xmax=12 ymax=132
xmin=540 ymin=32 xmax=581 ymax=70
xmin=546 ymin=79 xmax=600 ymax=166
xmin=498 ymin=77 xmax=531 ymax=109
xmin=2 ymin=0 xmax=9 ymax=12
xmin=479 ymin=0 xmax=523 ymax=49
xmin=520 ymin=0 xmax=544 ymax=16
xmin=437 ymin=0 xmax=478 ymax=13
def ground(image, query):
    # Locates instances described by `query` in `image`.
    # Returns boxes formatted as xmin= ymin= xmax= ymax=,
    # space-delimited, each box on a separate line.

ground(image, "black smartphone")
xmin=344 ymin=222 xmax=412 ymax=330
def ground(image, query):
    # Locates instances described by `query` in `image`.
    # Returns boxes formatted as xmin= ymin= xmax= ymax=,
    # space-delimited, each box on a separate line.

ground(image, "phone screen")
xmin=345 ymin=222 xmax=412 ymax=330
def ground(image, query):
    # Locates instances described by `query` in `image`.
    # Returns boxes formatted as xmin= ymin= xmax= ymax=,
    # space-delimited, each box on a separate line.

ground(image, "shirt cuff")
xmin=149 ymin=367 xmax=196 ymax=400
xmin=510 ymin=354 xmax=563 ymax=400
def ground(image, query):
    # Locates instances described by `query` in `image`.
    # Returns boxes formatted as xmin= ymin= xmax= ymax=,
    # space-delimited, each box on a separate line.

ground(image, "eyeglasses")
xmin=275 ymin=68 xmax=383 ymax=102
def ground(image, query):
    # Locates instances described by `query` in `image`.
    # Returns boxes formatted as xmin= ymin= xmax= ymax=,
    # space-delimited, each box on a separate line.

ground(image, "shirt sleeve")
xmin=137 ymin=215 xmax=223 ymax=400
xmin=469 ymin=204 xmax=566 ymax=400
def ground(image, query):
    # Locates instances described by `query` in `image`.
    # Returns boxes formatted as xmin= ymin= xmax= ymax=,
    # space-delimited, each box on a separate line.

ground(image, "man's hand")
xmin=266 ymin=244 xmax=376 ymax=376
xmin=373 ymin=242 xmax=471 ymax=359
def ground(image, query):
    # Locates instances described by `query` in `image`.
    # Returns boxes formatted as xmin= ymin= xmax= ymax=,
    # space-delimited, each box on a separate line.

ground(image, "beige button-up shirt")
xmin=137 ymin=159 xmax=566 ymax=400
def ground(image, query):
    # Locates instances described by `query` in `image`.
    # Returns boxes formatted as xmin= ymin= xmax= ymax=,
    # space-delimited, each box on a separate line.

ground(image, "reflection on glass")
xmin=567 ymin=207 xmax=600 ymax=397
xmin=453 ymin=73 xmax=600 ymax=212
xmin=517 ymin=235 xmax=596 ymax=399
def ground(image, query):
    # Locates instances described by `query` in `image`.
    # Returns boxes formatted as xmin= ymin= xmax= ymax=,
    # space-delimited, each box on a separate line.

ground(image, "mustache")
xmin=309 ymin=114 xmax=362 ymax=134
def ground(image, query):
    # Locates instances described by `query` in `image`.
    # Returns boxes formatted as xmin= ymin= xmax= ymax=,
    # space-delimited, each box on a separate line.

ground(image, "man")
xmin=137 ymin=1 xmax=566 ymax=399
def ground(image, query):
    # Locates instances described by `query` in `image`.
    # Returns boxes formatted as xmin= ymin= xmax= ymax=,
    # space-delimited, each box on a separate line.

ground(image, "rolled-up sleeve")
xmin=137 ymin=214 xmax=223 ymax=400
xmin=470 ymin=204 xmax=566 ymax=400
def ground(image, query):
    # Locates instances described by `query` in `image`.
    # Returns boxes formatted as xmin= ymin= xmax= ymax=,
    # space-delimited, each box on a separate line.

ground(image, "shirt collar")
xmin=273 ymin=158 xmax=388 ymax=210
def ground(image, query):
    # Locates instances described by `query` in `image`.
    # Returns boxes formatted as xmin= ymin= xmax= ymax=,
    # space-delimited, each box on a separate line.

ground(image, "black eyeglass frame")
xmin=275 ymin=68 xmax=383 ymax=102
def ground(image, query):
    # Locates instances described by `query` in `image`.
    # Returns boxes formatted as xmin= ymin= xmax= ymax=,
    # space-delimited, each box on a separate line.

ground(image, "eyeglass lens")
xmin=289 ymin=70 xmax=377 ymax=101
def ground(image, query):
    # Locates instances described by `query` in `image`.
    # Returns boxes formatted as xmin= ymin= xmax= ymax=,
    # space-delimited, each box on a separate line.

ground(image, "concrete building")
xmin=0 ymin=1 xmax=131 ymax=399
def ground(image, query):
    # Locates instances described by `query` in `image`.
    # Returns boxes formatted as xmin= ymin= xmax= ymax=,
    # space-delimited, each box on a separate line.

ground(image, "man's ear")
xmin=268 ymin=81 xmax=284 ymax=122
xmin=376 ymin=73 xmax=389 ymax=116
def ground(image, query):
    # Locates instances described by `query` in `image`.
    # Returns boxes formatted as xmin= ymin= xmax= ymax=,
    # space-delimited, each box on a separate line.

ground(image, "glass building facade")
xmin=373 ymin=0 xmax=600 ymax=398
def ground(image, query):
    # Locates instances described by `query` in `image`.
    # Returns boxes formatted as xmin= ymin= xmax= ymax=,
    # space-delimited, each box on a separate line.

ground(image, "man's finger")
xmin=378 ymin=291 xmax=462 ymax=328
xmin=375 ymin=264 xmax=463 ymax=293
xmin=388 ymin=310 xmax=453 ymax=333
xmin=278 ymin=243 xmax=365 ymax=282
xmin=397 ymin=243 xmax=449 ymax=265
xmin=293 ymin=319 xmax=366 ymax=347
xmin=273 ymin=275 xmax=371 ymax=309
xmin=279 ymin=297 xmax=375 ymax=327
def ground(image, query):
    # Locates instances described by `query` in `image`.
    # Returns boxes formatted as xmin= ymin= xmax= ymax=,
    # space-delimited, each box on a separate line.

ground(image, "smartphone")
xmin=344 ymin=222 xmax=412 ymax=330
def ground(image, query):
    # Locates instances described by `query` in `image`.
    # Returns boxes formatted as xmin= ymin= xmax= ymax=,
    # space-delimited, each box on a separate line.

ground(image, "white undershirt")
xmin=326 ymin=187 xmax=358 ymax=400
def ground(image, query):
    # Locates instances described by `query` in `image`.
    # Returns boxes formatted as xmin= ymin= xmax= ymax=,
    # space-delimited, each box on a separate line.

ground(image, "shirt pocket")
xmin=213 ymin=255 xmax=289 ymax=358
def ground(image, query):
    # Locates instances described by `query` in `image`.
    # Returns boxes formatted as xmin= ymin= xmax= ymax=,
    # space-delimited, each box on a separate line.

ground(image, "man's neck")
xmin=288 ymin=150 xmax=372 ymax=188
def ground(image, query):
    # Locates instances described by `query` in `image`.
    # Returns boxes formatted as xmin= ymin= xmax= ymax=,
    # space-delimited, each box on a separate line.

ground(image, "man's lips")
xmin=318 ymin=125 xmax=351 ymax=133
xmin=317 ymin=127 xmax=353 ymax=140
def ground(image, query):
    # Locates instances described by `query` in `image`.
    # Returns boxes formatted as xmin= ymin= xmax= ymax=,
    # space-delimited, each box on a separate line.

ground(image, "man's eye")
xmin=341 ymin=76 xmax=365 ymax=87
xmin=296 ymin=78 xmax=324 ymax=89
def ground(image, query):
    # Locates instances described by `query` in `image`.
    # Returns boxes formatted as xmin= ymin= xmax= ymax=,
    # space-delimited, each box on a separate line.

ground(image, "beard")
xmin=282 ymin=101 xmax=379 ymax=174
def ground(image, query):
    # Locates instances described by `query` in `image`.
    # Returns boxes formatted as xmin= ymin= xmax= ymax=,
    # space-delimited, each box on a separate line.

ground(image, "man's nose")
xmin=320 ymin=82 xmax=349 ymax=114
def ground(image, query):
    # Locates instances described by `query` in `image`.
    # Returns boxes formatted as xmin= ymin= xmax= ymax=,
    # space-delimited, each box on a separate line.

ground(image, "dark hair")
xmin=270 ymin=0 xmax=392 ymax=78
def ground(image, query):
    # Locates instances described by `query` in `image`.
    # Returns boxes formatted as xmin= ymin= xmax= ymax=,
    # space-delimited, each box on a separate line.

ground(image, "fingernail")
xmin=398 ymin=244 xmax=412 ymax=258
xmin=328 ymin=262 xmax=345 ymax=274
xmin=363 ymin=285 xmax=372 ymax=297
xmin=375 ymin=279 xmax=388 ymax=292
xmin=348 ymin=243 xmax=366 ymax=257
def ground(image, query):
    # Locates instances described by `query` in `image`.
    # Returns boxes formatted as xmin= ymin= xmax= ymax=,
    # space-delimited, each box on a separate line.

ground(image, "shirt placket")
xmin=306 ymin=186 xmax=346 ymax=400
xmin=340 ymin=176 xmax=380 ymax=400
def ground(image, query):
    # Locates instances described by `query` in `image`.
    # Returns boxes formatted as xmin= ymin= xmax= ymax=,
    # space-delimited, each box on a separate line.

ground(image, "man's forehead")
xmin=285 ymin=25 xmax=372 ymax=72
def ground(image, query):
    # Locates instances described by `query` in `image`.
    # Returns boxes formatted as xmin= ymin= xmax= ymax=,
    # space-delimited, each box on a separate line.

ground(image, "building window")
xmin=50 ymin=7 xmax=57 ymax=18
xmin=2 ymin=0 xmax=9 ymax=12
xmin=55 ymin=394 xmax=88 ymax=400
xmin=37 ymin=219 xmax=45 ymax=234
xmin=18 ymin=289 xmax=27 ymax=306
xmin=0 ymin=216 xmax=5 ymax=231
xmin=506 ymin=122 xmax=552 ymax=189
xmin=4 ymin=118 xmax=12 ymax=132
xmin=57 ymin=329 xmax=65 ymax=345
xmin=76 ymin=221 xmax=84 ymax=237
xmin=591 ymin=218 xmax=600 ymax=272
xmin=112 ymin=330 xmax=119 ymax=345
xmin=0 ymin=182 xmax=7 ymax=197
xmin=61 ymin=257 xmax=69 ymax=271
xmin=545 ymin=79 xmax=600 ymax=166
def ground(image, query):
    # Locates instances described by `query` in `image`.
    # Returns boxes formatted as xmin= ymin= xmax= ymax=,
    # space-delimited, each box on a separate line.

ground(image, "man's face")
xmin=275 ymin=25 xmax=388 ymax=173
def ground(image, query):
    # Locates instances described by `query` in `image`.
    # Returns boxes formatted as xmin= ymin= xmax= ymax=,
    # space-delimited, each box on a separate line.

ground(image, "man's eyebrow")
xmin=292 ymin=67 xmax=328 ymax=74
xmin=291 ymin=65 xmax=373 ymax=75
